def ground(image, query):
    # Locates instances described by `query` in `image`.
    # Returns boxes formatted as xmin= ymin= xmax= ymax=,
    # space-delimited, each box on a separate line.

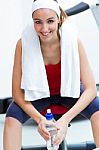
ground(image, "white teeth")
xmin=42 ymin=33 xmax=49 ymax=36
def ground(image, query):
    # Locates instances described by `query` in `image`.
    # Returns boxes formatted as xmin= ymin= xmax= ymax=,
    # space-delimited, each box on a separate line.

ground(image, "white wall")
xmin=69 ymin=9 xmax=99 ymax=84
xmin=0 ymin=0 xmax=99 ymax=98
xmin=61 ymin=0 xmax=99 ymax=83
xmin=0 ymin=0 xmax=33 ymax=98
xmin=0 ymin=0 xmax=23 ymax=98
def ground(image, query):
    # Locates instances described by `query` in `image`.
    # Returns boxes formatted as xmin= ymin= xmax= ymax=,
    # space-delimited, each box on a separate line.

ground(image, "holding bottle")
xmin=45 ymin=109 xmax=59 ymax=150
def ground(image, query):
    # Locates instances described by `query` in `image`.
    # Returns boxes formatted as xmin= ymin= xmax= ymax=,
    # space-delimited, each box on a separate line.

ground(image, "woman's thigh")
xmin=6 ymin=101 xmax=30 ymax=124
xmin=6 ymin=96 xmax=59 ymax=124
xmin=60 ymin=83 xmax=99 ymax=119
xmin=80 ymin=83 xmax=99 ymax=119
xmin=81 ymin=96 xmax=99 ymax=119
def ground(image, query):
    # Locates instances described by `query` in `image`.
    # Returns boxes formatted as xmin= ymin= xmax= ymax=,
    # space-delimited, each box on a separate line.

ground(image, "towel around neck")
xmin=21 ymin=19 xmax=80 ymax=101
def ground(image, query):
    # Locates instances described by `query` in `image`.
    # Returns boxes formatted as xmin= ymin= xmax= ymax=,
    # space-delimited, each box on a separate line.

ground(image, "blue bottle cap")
xmin=45 ymin=109 xmax=54 ymax=120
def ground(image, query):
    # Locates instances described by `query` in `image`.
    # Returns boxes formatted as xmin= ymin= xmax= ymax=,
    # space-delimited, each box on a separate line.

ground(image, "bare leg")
xmin=3 ymin=117 xmax=22 ymax=150
xmin=90 ymin=111 xmax=99 ymax=147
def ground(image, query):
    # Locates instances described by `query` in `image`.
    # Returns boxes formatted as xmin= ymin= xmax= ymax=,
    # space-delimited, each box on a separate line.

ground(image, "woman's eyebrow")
xmin=33 ymin=17 xmax=55 ymax=21
xmin=47 ymin=17 xmax=55 ymax=20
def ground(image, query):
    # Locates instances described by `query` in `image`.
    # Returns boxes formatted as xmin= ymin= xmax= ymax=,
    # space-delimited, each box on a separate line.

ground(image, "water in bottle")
xmin=45 ymin=109 xmax=58 ymax=150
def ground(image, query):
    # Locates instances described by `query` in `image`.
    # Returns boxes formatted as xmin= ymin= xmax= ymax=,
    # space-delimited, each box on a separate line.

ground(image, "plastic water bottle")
xmin=45 ymin=109 xmax=58 ymax=150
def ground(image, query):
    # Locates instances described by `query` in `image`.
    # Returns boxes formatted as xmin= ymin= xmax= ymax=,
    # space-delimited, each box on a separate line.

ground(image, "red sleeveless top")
xmin=45 ymin=61 xmax=61 ymax=95
xmin=41 ymin=62 xmax=69 ymax=115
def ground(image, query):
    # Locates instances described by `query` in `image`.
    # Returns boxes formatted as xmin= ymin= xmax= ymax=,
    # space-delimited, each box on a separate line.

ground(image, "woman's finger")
xmin=38 ymin=127 xmax=49 ymax=140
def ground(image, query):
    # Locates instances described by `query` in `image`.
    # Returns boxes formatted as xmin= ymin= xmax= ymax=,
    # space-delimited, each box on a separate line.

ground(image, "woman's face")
xmin=32 ymin=8 xmax=59 ymax=42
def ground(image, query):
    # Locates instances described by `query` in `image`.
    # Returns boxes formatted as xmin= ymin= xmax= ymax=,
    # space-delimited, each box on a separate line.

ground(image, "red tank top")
xmin=45 ymin=61 xmax=61 ymax=95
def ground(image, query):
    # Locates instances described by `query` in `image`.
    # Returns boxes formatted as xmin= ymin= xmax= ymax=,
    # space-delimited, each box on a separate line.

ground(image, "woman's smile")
xmin=40 ymin=31 xmax=52 ymax=39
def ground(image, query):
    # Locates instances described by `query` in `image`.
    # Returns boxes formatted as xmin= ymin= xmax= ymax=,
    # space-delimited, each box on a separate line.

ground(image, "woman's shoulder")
xmin=15 ymin=38 xmax=22 ymax=54
xmin=16 ymin=38 xmax=22 ymax=48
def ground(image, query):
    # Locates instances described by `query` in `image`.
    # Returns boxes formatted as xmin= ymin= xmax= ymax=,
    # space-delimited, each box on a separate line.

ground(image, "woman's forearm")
xmin=62 ymin=87 xmax=97 ymax=123
xmin=12 ymin=91 xmax=45 ymax=124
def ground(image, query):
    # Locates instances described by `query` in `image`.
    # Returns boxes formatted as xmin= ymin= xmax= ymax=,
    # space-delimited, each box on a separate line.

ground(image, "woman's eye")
xmin=34 ymin=20 xmax=41 ymax=24
xmin=48 ymin=20 xmax=54 ymax=23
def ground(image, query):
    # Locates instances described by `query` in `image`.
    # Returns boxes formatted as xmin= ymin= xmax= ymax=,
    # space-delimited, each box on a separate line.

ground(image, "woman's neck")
xmin=40 ymin=36 xmax=61 ymax=65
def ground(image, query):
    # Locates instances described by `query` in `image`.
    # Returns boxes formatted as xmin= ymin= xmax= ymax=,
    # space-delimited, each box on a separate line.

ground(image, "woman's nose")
xmin=41 ymin=23 xmax=48 ymax=32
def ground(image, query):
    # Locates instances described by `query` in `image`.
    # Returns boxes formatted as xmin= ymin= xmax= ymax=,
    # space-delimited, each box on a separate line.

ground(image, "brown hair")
xmin=33 ymin=0 xmax=68 ymax=27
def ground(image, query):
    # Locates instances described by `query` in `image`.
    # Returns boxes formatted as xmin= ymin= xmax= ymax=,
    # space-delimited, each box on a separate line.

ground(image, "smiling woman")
xmin=32 ymin=9 xmax=60 ymax=42
xmin=2 ymin=0 xmax=99 ymax=150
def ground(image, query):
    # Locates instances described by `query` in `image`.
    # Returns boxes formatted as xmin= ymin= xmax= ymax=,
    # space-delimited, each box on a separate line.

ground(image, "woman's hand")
xmin=38 ymin=116 xmax=58 ymax=141
xmin=54 ymin=115 xmax=69 ymax=146
xmin=38 ymin=116 xmax=50 ymax=140
xmin=38 ymin=114 xmax=69 ymax=146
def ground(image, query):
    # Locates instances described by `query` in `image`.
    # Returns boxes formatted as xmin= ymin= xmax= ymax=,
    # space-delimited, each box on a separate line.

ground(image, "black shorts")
xmin=6 ymin=84 xmax=99 ymax=123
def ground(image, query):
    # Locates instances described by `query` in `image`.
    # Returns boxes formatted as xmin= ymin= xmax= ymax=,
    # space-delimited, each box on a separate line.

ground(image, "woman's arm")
xmin=62 ymin=38 xmax=97 ymax=123
xmin=54 ymin=38 xmax=97 ymax=146
xmin=12 ymin=39 xmax=45 ymax=124
xmin=12 ymin=39 xmax=59 ymax=140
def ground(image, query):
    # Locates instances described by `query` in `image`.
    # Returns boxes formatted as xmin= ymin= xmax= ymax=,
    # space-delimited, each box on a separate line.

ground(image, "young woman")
xmin=3 ymin=0 xmax=99 ymax=149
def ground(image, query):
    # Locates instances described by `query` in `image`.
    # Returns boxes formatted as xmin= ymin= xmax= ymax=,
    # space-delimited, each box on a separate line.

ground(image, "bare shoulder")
xmin=15 ymin=38 xmax=22 ymax=52
xmin=77 ymin=38 xmax=96 ymax=86
xmin=13 ymin=38 xmax=22 ymax=68
xmin=77 ymin=38 xmax=86 ymax=53
xmin=77 ymin=38 xmax=88 ymax=62
xmin=77 ymin=37 xmax=90 ymax=68
xmin=77 ymin=38 xmax=91 ymax=68
xmin=14 ymin=38 xmax=22 ymax=60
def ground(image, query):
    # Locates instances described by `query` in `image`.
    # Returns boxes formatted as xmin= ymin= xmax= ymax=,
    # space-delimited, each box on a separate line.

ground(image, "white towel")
xmin=21 ymin=20 xmax=80 ymax=101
